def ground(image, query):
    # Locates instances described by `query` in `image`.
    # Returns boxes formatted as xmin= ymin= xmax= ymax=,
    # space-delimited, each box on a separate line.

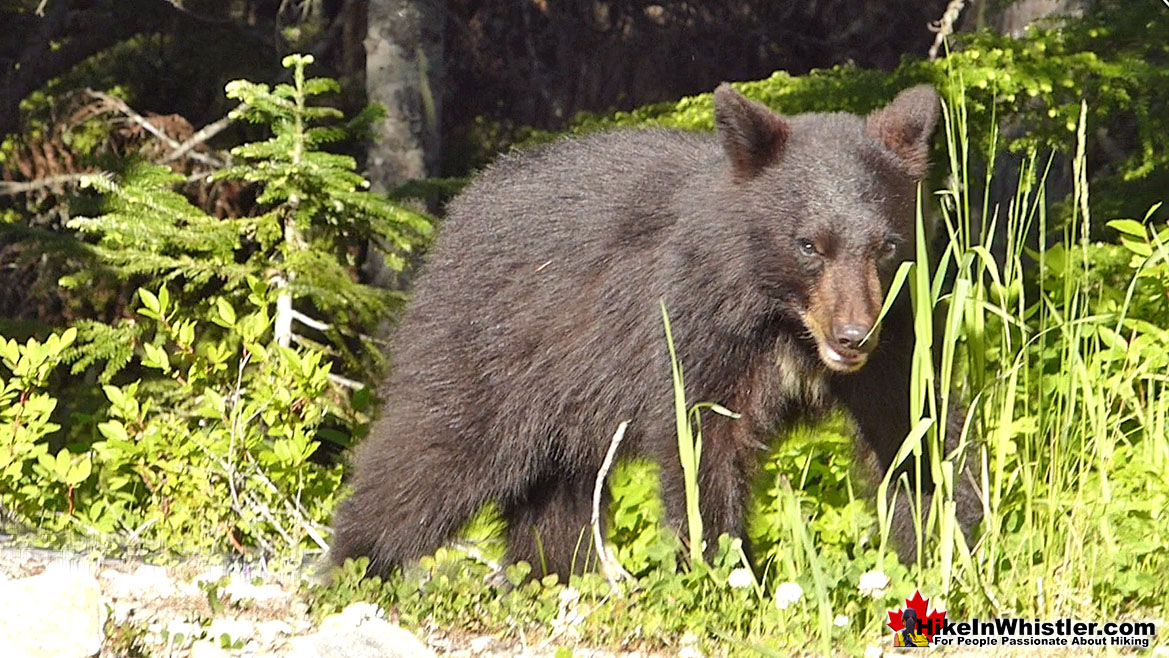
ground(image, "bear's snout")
xmin=832 ymin=321 xmax=875 ymax=353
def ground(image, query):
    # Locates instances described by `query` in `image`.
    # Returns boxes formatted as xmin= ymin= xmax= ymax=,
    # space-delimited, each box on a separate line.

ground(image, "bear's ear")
xmin=865 ymin=85 xmax=940 ymax=180
xmin=714 ymin=83 xmax=789 ymax=179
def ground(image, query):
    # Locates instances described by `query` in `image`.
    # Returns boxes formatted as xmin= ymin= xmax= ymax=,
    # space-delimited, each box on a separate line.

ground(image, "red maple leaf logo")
xmin=887 ymin=590 xmax=947 ymax=641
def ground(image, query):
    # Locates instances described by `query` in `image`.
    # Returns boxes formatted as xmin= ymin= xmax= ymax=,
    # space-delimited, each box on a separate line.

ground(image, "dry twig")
xmin=86 ymin=89 xmax=227 ymax=168
xmin=591 ymin=420 xmax=633 ymax=590
xmin=929 ymin=0 xmax=967 ymax=61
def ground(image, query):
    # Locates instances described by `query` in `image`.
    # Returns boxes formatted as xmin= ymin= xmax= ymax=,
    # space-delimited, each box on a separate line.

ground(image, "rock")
xmin=223 ymin=580 xmax=287 ymax=603
xmin=468 ymin=635 xmax=494 ymax=653
xmin=289 ymin=603 xmax=435 ymax=658
xmin=0 ymin=564 xmax=106 ymax=658
xmin=110 ymin=599 xmax=136 ymax=625
xmin=318 ymin=601 xmax=384 ymax=631
xmin=190 ymin=639 xmax=231 ymax=658
xmin=193 ymin=566 xmax=229 ymax=586
xmin=677 ymin=631 xmax=704 ymax=658
xmin=165 ymin=618 xmax=202 ymax=640
xmin=207 ymin=616 xmax=255 ymax=644
xmin=103 ymin=564 xmax=175 ymax=601
xmin=104 ymin=564 xmax=178 ymax=627
xmin=256 ymin=619 xmax=294 ymax=644
xmin=286 ymin=620 xmax=436 ymax=658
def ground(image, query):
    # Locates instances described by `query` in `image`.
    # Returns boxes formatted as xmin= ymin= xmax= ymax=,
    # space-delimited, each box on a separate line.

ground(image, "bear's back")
xmin=380 ymin=129 xmax=726 ymax=458
xmin=436 ymin=129 xmax=716 ymax=273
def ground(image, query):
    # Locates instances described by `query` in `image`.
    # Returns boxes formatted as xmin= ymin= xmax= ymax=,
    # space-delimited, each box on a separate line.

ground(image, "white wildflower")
xmin=834 ymin=614 xmax=850 ymax=627
xmin=858 ymin=569 xmax=889 ymax=598
xmin=774 ymin=581 xmax=803 ymax=610
xmin=727 ymin=567 xmax=754 ymax=589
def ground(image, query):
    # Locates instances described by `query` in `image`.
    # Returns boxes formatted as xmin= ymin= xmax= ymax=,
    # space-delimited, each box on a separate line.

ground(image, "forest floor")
xmin=0 ymin=540 xmax=1151 ymax=657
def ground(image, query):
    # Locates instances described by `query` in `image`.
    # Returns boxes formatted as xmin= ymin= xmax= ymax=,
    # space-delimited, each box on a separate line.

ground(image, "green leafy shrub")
xmin=0 ymin=329 xmax=79 ymax=524
xmin=606 ymin=460 xmax=678 ymax=576
xmin=1 ymin=55 xmax=429 ymax=558
xmin=83 ymin=282 xmax=341 ymax=553
xmin=0 ymin=283 xmax=343 ymax=555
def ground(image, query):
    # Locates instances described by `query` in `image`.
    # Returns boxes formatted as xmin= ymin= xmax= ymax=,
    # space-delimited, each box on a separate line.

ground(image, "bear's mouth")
xmin=817 ymin=340 xmax=869 ymax=373
xmin=799 ymin=312 xmax=878 ymax=374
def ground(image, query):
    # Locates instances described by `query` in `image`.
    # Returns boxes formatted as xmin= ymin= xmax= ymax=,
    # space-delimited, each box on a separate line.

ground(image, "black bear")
xmin=330 ymin=83 xmax=978 ymax=577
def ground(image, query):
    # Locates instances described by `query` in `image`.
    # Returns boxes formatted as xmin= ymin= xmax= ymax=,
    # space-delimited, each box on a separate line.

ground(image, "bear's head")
xmin=714 ymin=84 xmax=940 ymax=373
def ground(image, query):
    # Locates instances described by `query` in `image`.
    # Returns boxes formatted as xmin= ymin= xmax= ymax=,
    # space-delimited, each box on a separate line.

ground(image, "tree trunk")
xmin=361 ymin=0 xmax=443 ymax=288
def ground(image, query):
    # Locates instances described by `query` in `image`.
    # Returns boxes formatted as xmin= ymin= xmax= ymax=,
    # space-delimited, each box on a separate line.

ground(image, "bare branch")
xmin=244 ymin=459 xmax=331 ymax=552
xmin=0 ymin=100 xmax=237 ymax=195
xmin=86 ymin=89 xmax=226 ymax=168
xmin=327 ymin=373 xmax=365 ymax=390
xmin=159 ymin=0 xmax=244 ymax=25
xmin=929 ymin=0 xmax=967 ymax=61
xmin=0 ymin=103 xmax=235 ymax=196
xmin=0 ymin=1 xmax=172 ymax=140
xmin=243 ymin=489 xmax=295 ymax=550
xmin=592 ymin=420 xmax=633 ymax=590
xmin=290 ymin=309 xmax=332 ymax=332
xmin=160 ymin=106 xmax=241 ymax=164
xmin=0 ymin=173 xmax=91 ymax=197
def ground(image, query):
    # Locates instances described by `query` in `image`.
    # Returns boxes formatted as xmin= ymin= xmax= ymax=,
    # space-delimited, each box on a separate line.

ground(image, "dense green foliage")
xmin=65 ymin=55 xmax=429 ymax=381
xmin=0 ymin=56 xmax=429 ymax=557
xmin=2 ymin=284 xmax=345 ymax=553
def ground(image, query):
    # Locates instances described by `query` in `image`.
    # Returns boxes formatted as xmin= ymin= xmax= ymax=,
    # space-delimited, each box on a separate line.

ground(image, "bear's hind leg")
xmin=504 ymin=473 xmax=598 ymax=577
xmin=330 ymin=401 xmax=538 ymax=576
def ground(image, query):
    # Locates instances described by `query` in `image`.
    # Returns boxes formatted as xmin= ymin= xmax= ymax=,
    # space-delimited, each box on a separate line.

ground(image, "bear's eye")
xmin=880 ymin=238 xmax=900 ymax=259
xmin=798 ymin=239 xmax=819 ymax=257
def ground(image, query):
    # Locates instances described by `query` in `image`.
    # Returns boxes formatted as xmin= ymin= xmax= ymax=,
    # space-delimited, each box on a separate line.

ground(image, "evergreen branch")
xmin=289 ymin=332 xmax=330 ymax=354
xmin=75 ymin=55 xmax=432 ymax=390
xmin=65 ymin=320 xmax=142 ymax=381
xmin=85 ymin=249 xmax=252 ymax=289
xmin=73 ymin=214 xmax=238 ymax=256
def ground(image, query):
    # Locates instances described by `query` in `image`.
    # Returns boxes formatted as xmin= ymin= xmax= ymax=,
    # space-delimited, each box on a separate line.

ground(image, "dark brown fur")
xmin=330 ymin=84 xmax=980 ymax=576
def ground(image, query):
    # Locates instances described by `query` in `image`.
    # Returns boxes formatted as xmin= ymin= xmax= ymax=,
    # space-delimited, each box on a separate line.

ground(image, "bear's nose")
xmin=833 ymin=322 xmax=874 ymax=352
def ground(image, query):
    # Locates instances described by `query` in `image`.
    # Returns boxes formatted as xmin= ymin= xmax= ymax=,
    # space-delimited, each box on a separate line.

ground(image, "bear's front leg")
xmin=830 ymin=305 xmax=983 ymax=562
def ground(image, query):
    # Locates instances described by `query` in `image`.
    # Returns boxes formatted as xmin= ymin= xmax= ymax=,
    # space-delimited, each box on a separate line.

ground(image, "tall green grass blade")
xmin=661 ymin=301 xmax=704 ymax=566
